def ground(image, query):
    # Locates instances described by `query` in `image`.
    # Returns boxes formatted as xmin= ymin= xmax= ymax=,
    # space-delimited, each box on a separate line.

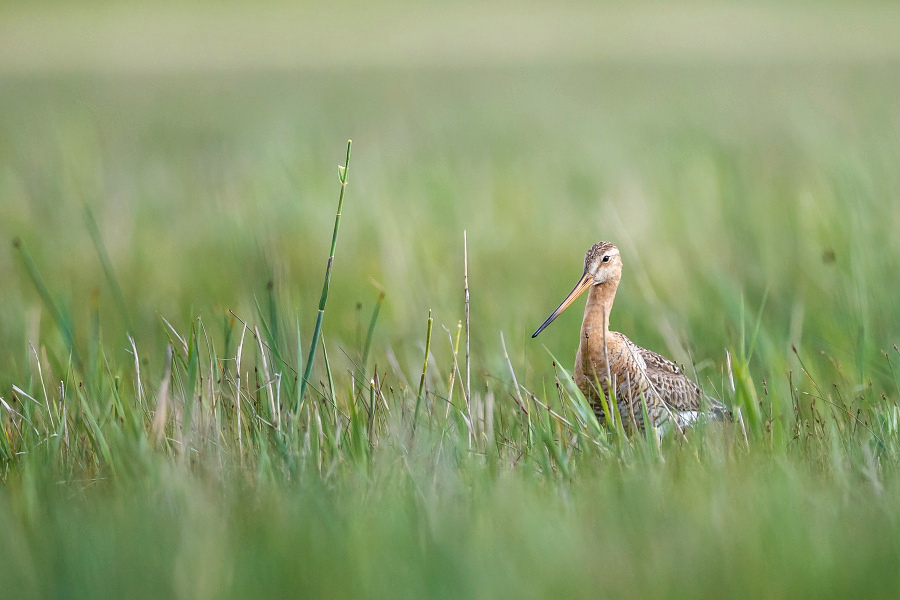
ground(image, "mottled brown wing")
xmin=640 ymin=347 xmax=731 ymax=421
xmin=637 ymin=347 xmax=703 ymax=412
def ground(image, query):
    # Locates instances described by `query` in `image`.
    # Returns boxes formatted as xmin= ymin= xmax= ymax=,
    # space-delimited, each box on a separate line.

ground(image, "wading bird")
xmin=532 ymin=242 xmax=728 ymax=433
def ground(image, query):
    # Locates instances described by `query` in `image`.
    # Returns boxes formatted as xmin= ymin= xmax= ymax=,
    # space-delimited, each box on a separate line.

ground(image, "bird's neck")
xmin=581 ymin=280 xmax=619 ymax=346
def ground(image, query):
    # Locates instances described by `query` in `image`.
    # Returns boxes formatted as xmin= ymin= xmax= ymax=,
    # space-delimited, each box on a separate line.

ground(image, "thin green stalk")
xmin=254 ymin=294 xmax=289 ymax=400
xmin=297 ymin=140 xmax=352 ymax=411
xmin=322 ymin=338 xmax=338 ymax=431
xmin=294 ymin=319 xmax=304 ymax=404
xmin=413 ymin=309 xmax=434 ymax=430
xmin=362 ymin=291 xmax=385 ymax=372
xmin=180 ymin=319 xmax=201 ymax=459
xmin=445 ymin=321 xmax=462 ymax=409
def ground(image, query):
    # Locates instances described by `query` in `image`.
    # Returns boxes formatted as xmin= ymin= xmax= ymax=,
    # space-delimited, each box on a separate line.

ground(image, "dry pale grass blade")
xmin=151 ymin=345 xmax=174 ymax=446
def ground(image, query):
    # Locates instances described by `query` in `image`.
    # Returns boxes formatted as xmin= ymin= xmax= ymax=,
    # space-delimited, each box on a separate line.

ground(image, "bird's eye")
xmin=602 ymin=255 xmax=611 ymax=263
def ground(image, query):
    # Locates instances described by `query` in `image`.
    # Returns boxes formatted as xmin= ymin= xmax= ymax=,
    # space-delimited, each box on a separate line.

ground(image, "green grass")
xmin=3 ymin=2 xmax=900 ymax=598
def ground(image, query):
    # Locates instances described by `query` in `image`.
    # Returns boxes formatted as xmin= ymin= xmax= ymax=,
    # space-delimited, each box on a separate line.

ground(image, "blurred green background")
xmin=2 ymin=0 xmax=899 ymax=389
xmin=3 ymin=1 xmax=900 ymax=598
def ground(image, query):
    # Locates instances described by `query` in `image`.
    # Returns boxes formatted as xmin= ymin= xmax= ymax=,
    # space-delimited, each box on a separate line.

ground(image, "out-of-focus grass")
xmin=3 ymin=1 xmax=900 ymax=598
xmin=3 ymin=65 xmax=899 ymax=391
xmin=5 ymin=450 xmax=900 ymax=599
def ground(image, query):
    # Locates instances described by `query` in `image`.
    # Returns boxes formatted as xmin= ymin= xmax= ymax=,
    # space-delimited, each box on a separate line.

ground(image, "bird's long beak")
xmin=532 ymin=270 xmax=594 ymax=338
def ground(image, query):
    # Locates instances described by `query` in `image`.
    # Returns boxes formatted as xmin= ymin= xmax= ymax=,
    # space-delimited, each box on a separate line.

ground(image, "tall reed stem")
xmin=297 ymin=140 xmax=352 ymax=411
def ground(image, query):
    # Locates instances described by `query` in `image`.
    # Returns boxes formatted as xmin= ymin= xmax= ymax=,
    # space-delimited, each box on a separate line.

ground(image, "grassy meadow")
xmin=3 ymin=1 xmax=900 ymax=597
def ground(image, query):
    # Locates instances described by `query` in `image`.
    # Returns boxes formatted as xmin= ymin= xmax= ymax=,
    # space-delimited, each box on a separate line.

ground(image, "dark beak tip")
xmin=532 ymin=271 xmax=591 ymax=341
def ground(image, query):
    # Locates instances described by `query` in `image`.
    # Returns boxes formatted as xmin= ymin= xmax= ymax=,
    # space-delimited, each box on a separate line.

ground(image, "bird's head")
xmin=532 ymin=241 xmax=621 ymax=338
xmin=583 ymin=241 xmax=622 ymax=286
